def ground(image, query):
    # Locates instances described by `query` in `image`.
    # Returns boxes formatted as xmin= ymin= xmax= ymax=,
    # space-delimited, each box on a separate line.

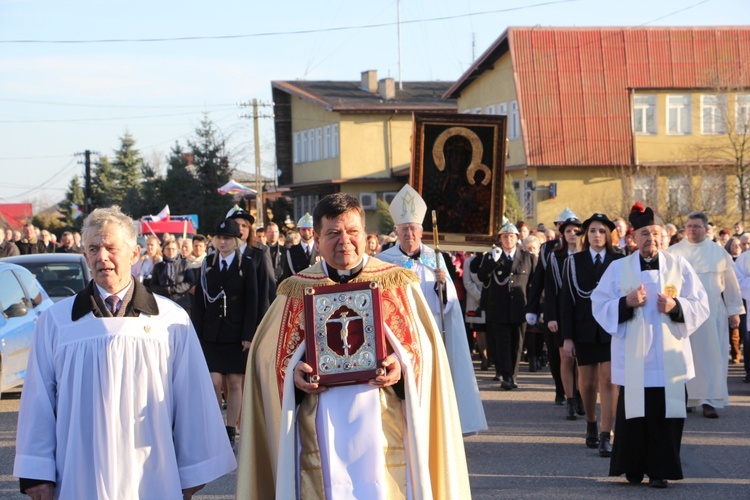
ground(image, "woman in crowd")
xmin=179 ymin=237 xmax=193 ymax=261
xmin=146 ymin=239 xmax=195 ymax=315
xmin=560 ymin=213 xmax=624 ymax=457
xmin=544 ymin=217 xmax=585 ymax=418
xmin=366 ymin=233 xmax=380 ymax=256
xmin=132 ymin=235 xmax=162 ymax=282
xmin=726 ymin=236 xmax=745 ymax=365
xmin=192 ymin=218 xmax=269 ymax=448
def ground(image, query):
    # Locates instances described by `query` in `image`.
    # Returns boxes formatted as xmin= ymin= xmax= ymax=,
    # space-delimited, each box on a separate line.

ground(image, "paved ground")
xmin=0 ymin=362 xmax=747 ymax=499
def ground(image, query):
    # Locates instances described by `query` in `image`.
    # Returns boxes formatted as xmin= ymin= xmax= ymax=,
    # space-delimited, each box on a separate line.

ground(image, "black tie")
xmin=221 ymin=260 xmax=228 ymax=273
xmin=593 ymin=254 xmax=602 ymax=275
xmin=305 ymin=246 xmax=311 ymax=260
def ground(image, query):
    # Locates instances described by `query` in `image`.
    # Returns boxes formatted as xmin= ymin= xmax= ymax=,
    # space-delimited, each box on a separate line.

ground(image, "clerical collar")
xmin=95 ymin=279 xmax=132 ymax=302
xmin=399 ymin=245 xmax=421 ymax=260
xmin=325 ymin=257 xmax=366 ymax=283
xmin=639 ymin=254 xmax=659 ymax=271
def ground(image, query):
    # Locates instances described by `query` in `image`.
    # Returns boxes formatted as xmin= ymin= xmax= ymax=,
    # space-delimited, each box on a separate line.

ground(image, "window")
xmin=300 ymin=131 xmax=307 ymax=163
xmin=0 ymin=270 xmax=28 ymax=318
xmin=332 ymin=125 xmax=339 ymax=158
xmin=633 ymin=175 xmax=656 ymax=207
xmin=667 ymin=94 xmax=692 ymax=135
xmin=295 ymin=195 xmax=319 ymax=221
xmin=15 ymin=268 xmax=44 ymax=307
xmin=522 ymin=179 xmax=535 ymax=219
xmin=667 ymin=176 xmax=690 ymax=213
xmin=737 ymin=94 xmax=750 ymax=134
xmin=314 ymin=128 xmax=322 ymax=161
xmin=323 ymin=126 xmax=331 ymax=159
xmin=633 ymin=95 xmax=656 ymax=135
xmin=293 ymin=132 xmax=300 ymax=163
xmin=485 ymin=104 xmax=495 ymax=115
xmin=509 ymin=100 xmax=520 ymax=140
xmin=701 ymin=174 xmax=726 ymax=214
xmin=306 ymin=129 xmax=314 ymax=162
xmin=497 ymin=102 xmax=508 ymax=116
xmin=701 ymin=95 xmax=726 ymax=134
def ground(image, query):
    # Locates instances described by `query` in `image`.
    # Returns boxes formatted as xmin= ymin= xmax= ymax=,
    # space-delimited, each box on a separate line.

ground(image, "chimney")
xmin=360 ymin=70 xmax=377 ymax=93
xmin=378 ymin=78 xmax=396 ymax=100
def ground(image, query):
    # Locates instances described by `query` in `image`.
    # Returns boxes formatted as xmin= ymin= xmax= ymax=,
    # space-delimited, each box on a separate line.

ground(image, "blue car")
xmin=0 ymin=262 xmax=54 ymax=395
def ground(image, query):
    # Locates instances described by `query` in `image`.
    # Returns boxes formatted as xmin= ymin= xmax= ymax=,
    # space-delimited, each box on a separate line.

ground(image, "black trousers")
xmin=544 ymin=327 xmax=564 ymax=397
xmin=487 ymin=321 xmax=524 ymax=379
xmin=610 ymin=386 xmax=686 ymax=480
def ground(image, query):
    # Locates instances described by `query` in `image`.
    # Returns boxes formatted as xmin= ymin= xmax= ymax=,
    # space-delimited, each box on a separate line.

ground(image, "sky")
xmin=1 ymin=0 xmax=748 ymax=210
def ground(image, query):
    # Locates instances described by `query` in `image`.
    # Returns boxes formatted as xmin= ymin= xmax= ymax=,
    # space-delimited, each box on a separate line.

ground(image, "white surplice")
xmin=734 ymin=251 xmax=750 ymax=330
xmin=668 ymin=238 xmax=744 ymax=408
xmin=591 ymin=251 xmax=709 ymax=418
xmin=378 ymin=244 xmax=487 ymax=435
xmin=14 ymin=294 xmax=236 ymax=499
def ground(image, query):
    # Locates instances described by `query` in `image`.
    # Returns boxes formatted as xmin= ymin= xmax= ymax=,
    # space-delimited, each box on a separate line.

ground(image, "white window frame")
xmin=509 ymin=100 xmax=520 ymax=140
xmin=667 ymin=176 xmax=691 ymax=213
xmin=633 ymin=175 xmax=657 ymax=208
xmin=306 ymin=129 xmax=313 ymax=162
xmin=472 ymin=107 xmax=482 ymax=115
xmin=701 ymin=94 xmax=726 ymax=135
xmin=292 ymin=132 xmax=300 ymax=163
xmin=497 ymin=102 xmax=508 ymax=116
xmin=737 ymin=94 xmax=750 ymax=135
xmin=701 ymin=174 xmax=726 ymax=214
xmin=300 ymin=131 xmax=307 ymax=163
xmin=485 ymin=104 xmax=495 ymax=115
xmin=323 ymin=126 xmax=331 ymax=159
xmin=667 ymin=94 xmax=692 ymax=135
xmin=314 ymin=128 xmax=322 ymax=161
xmin=633 ymin=94 xmax=657 ymax=135
xmin=332 ymin=124 xmax=339 ymax=158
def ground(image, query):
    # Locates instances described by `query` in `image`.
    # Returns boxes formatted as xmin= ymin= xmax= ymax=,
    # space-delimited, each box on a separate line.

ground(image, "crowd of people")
xmin=5 ymin=193 xmax=749 ymax=497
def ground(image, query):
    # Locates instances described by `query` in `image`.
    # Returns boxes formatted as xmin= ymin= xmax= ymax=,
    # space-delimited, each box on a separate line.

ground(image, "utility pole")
xmin=75 ymin=149 xmax=98 ymax=218
xmin=397 ymin=0 xmax=403 ymax=90
xmin=238 ymin=99 xmax=274 ymax=228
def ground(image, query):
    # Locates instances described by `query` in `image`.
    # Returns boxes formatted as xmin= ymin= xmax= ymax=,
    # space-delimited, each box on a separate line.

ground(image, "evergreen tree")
xmin=137 ymin=160 xmax=165 ymax=219
xmin=91 ymin=155 xmax=117 ymax=209
xmin=111 ymin=132 xmax=143 ymax=205
xmin=162 ymin=142 xmax=200 ymax=218
xmin=188 ymin=115 xmax=233 ymax=231
xmin=60 ymin=176 xmax=85 ymax=230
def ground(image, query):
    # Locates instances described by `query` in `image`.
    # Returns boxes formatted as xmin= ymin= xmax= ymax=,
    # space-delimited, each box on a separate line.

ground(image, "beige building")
xmin=272 ymin=71 xmax=456 ymax=233
xmin=444 ymin=26 xmax=750 ymax=227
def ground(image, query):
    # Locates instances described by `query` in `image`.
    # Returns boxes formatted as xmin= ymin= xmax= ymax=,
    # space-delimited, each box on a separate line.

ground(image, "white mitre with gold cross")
xmin=389 ymin=184 xmax=427 ymax=225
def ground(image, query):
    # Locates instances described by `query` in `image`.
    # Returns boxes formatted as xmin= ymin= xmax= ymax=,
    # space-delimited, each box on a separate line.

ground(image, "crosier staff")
xmin=432 ymin=210 xmax=446 ymax=340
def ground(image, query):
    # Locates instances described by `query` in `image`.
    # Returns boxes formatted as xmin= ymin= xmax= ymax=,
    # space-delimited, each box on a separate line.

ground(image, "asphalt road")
xmin=0 ymin=362 xmax=747 ymax=499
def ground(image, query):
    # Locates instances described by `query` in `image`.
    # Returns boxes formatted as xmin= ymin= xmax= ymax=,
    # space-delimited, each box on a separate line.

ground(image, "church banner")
xmin=411 ymin=113 xmax=507 ymax=246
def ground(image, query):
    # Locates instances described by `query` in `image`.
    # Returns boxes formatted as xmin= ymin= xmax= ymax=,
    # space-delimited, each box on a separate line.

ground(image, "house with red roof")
xmin=444 ymin=26 xmax=750 ymax=226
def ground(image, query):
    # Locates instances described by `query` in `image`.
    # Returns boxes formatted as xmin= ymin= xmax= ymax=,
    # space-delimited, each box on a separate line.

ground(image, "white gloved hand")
xmin=525 ymin=313 xmax=537 ymax=325
xmin=491 ymin=247 xmax=502 ymax=261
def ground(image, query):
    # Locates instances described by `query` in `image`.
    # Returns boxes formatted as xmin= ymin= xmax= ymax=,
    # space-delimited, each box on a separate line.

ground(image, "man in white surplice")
xmin=378 ymin=184 xmax=487 ymax=436
xmin=591 ymin=203 xmax=709 ymax=488
xmin=14 ymin=206 xmax=236 ymax=499
xmin=667 ymin=211 xmax=744 ymax=418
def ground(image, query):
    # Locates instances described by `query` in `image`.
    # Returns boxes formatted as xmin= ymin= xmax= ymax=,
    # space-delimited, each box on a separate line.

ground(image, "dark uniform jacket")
xmin=281 ymin=242 xmax=319 ymax=281
xmin=477 ymin=247 xmax=537 ymax=324
xmin=559 ymin=249 xmax=623 ymax=343
xmin=145 ymin=256 xmax=195 ymax=311
xmin=267 ymin=242 xmax=287 ymax=284
xmin=192 ymin=249 xmax=270 ymax=344
xmin=526 ymin=238 xmax=559 ymax=317
xmin=543 ymin=248 xmax=572 ymax=324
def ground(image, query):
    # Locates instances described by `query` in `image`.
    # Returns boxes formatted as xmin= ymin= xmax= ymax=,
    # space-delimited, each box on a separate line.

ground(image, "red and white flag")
xmin=151 ymin=205 xmax=170 ymax=222
xmin=71 ymin=203 xmax=83 ymax=219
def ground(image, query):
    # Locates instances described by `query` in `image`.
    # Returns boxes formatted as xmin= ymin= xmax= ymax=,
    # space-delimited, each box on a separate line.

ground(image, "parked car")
xmin=0 ymin=262 xmax=54 ymax=395
xmin=1 ymin=253 xmax=91 ymax=302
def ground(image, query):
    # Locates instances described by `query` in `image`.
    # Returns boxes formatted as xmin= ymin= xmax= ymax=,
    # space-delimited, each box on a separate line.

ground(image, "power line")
xmin=0 ymin=0 xmax=579 ymax=44
xmin=0 ymin=107 xmax=237 ymax=124
xmin=0 ymin=97 xmax=237 ymax=109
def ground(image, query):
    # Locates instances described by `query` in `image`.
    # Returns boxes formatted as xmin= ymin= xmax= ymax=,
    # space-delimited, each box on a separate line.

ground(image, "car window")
xmin=24 ymin=262 xmax=86 ymax=296
xmin=0 ymin=270 xmax=29 ymax=318
xmin=14 ymin=268 xmax=44 ymax=308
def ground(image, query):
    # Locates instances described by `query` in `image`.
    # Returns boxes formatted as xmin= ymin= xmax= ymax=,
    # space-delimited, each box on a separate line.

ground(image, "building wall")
xmin=339 ymin=113 xmax=413 ymax=178
xmin=291 ymin=98 xmax=342 ymax=183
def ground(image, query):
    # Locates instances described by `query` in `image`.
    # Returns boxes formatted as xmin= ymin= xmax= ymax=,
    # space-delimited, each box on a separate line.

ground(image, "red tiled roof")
xmin=445 ymin=27 xmax=750 ymax=167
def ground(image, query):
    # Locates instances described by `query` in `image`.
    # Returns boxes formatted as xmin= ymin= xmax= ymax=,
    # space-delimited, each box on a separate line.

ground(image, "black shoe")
xmin=585 ymin=421 xmax=599 ymax=448
xmin=743 ymin=374 xmax=750 ymax=383
xmin=528 ymin=356 xmax=538 ymax=372
xmin=598 ymin=431 xmax=612 ymax=457
xmin=554 ymin=394 xmax=565 ymax=405
xmin=625 ymin=473 xmax=643 ymax=484
xmin=492 ymin=375 xmax=501 ymax=381
xmin=702 ymin=404 xmax=719 ymax=419
xmin=575 ymin=392 xmax=586 ymax=416
xmin=649 ymin=478 xmax=668 ymax=489
xmin=566 ymin=398 xmax=577 ymax=420
xmin=480 ymin=360 xmax=489 ymax=371
xmin=500 ymin=378 xmax=513 ymax=391
xmin=226 ymin=426 xmax=236 ymax=448
xmin=510 ymin=377 xmax=519 ymax=389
